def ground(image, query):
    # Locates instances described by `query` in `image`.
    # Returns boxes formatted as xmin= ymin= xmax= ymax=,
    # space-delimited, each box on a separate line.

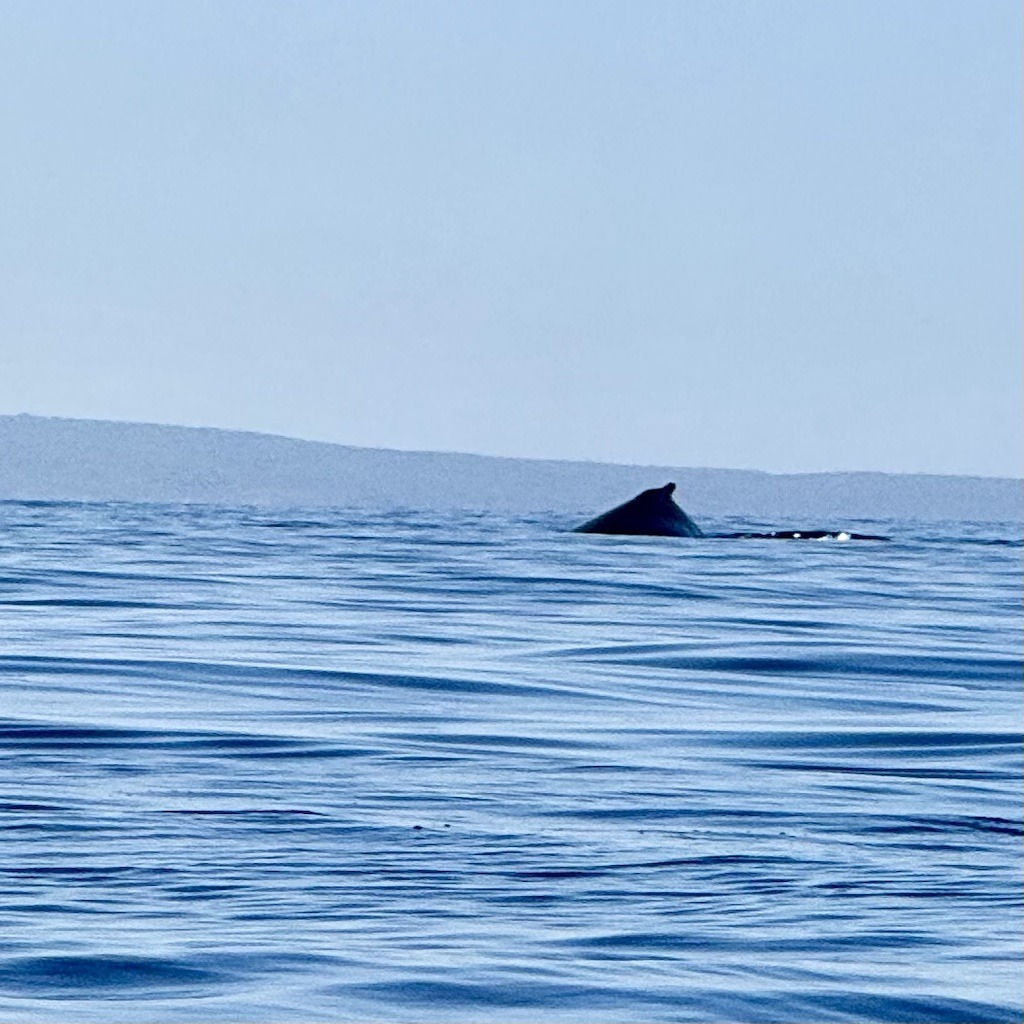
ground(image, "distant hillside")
xmin=0 ymin=415 xmax=1020 ymax=521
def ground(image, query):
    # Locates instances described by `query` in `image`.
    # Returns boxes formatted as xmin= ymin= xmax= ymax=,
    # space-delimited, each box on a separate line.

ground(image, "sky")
xmin=0 ymin=1 xmax=1020 ymax=477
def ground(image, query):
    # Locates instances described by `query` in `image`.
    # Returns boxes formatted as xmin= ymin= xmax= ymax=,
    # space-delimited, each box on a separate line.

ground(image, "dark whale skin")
xmin=715 ymin=530 xmax=890 ymax=541
xmin=575 ymin=484 xmax=890 ymax=541
xmin=574 ymin=483 xmax=704 ymax=538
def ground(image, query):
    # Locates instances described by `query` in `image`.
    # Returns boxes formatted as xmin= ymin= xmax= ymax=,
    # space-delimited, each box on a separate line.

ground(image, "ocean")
xmin=0 ymin=501 xmax=1020 ymax=1023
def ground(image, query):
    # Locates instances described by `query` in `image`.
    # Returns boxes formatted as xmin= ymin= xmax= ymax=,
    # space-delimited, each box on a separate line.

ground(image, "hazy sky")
xmin=1 ymin=1 xmax=1020 ymax=476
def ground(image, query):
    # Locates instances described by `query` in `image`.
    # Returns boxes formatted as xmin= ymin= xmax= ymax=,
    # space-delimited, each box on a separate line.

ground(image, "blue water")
xmin=0 ymin=501 xmax=1020 ymax=1023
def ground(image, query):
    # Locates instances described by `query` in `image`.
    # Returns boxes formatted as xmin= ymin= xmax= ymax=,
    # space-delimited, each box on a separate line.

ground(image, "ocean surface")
xmin=0 ymin=501 xmax=1020 ymax=1023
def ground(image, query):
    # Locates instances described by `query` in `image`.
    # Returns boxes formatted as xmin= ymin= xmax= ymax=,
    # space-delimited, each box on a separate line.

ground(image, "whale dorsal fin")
xmin=574 ymin=481 xmax=702 ymax=537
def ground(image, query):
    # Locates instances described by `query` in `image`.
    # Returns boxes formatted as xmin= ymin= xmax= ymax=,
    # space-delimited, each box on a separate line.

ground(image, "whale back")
xmin=574 ymin=483 xmax=704 ymax=538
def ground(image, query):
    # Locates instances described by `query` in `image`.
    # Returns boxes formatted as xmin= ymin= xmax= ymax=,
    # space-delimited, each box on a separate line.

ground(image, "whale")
xmin=714 ymin=528 xmax=890 ymax=541
xmin=574 ymin=483 xmax=889 ymax=541
xmin=574 ymin=483 xmax=704 ymax=537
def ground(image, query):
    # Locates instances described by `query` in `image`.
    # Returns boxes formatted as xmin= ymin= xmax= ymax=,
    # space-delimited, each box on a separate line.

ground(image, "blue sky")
xmin=0 ymin=1 xmax=1019 ymax=476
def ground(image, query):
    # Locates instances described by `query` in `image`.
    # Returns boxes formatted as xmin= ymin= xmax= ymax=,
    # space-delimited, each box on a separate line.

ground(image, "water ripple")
xmin=0 ymin=502 xmax=1019 ymax=1022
